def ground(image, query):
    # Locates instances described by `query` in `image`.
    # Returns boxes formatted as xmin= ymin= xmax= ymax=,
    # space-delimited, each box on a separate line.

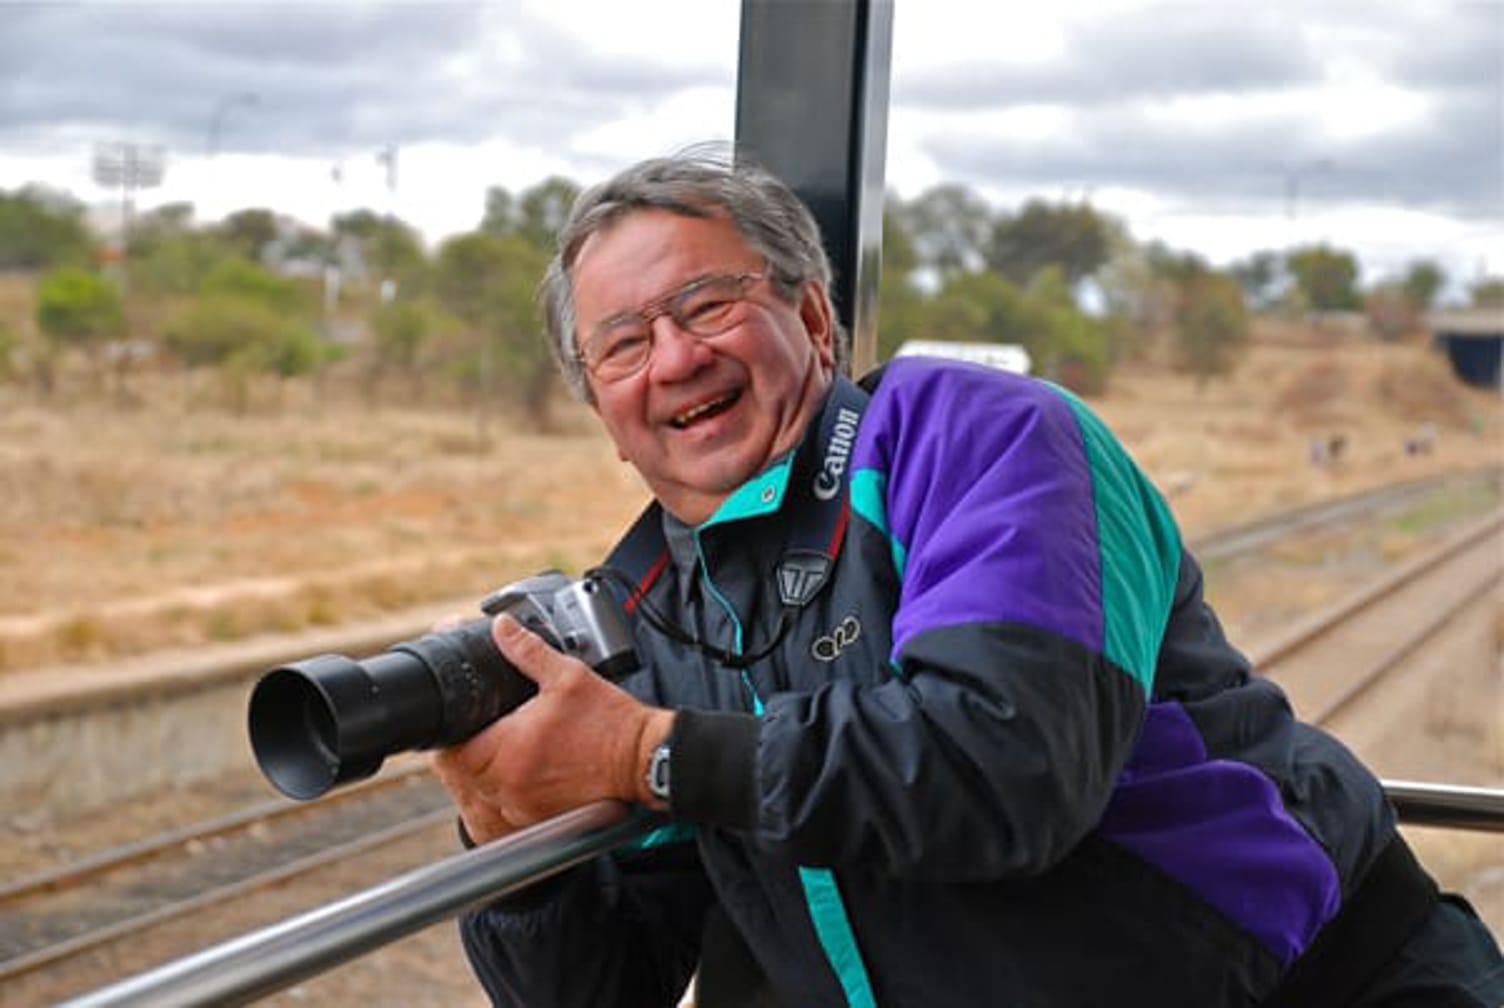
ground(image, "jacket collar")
xmin=608 ymin=375 xmax=870 ymax=610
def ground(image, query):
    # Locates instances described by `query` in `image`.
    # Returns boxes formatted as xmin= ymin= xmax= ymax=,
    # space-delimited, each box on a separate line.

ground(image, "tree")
xmin=483 ymin=177 xmax=581 ymax=252
xmin=0 ymin=319 xmax=18 ymax=384
xmin=162 ymin=294 xmax=329 ymax=410
xmin=986 ymin=199 xmax=1113 ymax=288
xmin=200 ymin=258 xmax=309 ymax=314
xmin=1470 ymin=277 xmax=1504 ymax=307
xmin=1140 ymin=249 xmax=1250 ymax=386
xmin=875 ymin=202 xmax=924 ymax=360
xmin=432 ymin=232 xmax=551 ymax=428
xmin=1173 ymin=268 xmax=1249 ymax=388
xmin=35 ymin=267 xmax=123 ymax=358
xmin=216 ymin=208 xmax=280 ymax=262
xmin=1285 ymin=244 xmax=1360 ymax=312
xmin=366 ymin=298 xmax=432 ymax=402
xmin=480 ymin=185 xmax=518 ymax=238
xmin=0 ymin=186 xmax=94 ymax=271
xmin=330 ymin=209 xmax=429 ymax=296
xmin=898 ymin=183 xmax=993 ymax=281
xmin=1230 ymin=250 xmax=1285 ymax=310
xmin=1401 ymin=259 xmax=1445 ymax=312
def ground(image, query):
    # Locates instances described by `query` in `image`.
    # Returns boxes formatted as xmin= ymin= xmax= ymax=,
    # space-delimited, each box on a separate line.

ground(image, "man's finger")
xmin=491 ymin=613 xmax=571 ymax=685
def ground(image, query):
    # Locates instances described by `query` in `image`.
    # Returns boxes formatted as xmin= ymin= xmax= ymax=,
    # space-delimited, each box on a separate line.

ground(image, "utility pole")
xmin=91 ymin=141 xmax=165 ymax=296
xmin=207 ymin=92 xmax=259 ymax=158
xmin=375 ymin=145 xmax=398 ymax=302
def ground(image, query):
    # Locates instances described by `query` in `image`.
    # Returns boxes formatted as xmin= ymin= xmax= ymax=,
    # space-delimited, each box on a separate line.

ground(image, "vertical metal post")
xmin=735 ymin=0 xmax=893 ymax=376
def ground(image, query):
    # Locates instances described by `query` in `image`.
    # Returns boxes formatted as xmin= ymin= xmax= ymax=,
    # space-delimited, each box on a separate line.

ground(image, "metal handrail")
xmin=55 ymin=801 xmax=653 ymax=1008
xmin=1385 ymin=780 xmax=1504 ymax=833
xmin=54 ymin=780 xmax=1503 ymax=1008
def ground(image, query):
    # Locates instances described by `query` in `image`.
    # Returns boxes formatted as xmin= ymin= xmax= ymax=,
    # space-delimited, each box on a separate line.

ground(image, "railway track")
xmin=1250 ymin=509 xmax=1503 ymax=727
xmin=3 ymin=474 xmax=1500 ymax=1006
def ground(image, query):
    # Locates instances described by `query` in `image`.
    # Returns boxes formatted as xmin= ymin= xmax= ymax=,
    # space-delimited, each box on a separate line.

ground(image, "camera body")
xmin=248 ymin=570 xmax=637 ymax=800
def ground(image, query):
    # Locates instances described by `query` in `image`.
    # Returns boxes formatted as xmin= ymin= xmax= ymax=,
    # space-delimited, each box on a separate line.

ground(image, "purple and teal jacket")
xmin=461 ymin=358 xmax=1395 ymax=1007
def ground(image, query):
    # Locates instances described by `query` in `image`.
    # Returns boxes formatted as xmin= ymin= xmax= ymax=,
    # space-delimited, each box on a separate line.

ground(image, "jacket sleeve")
xmin=680 ymin=360 xmax=1183 ymax=879
xmin=458 ymin=835 xmax=711 ymax=1007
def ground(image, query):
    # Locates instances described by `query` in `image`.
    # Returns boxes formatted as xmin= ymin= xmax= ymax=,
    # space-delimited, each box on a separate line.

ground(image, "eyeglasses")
xmin=578 ymin=271 xmax=768 ymax=383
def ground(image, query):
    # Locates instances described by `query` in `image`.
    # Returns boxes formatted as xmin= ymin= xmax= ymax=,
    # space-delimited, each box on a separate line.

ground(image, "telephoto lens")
xmin=247 ymin=571 xmax=638 ymax=800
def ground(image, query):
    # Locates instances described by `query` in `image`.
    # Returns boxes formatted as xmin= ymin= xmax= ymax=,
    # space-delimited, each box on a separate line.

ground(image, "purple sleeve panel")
xmin=852 ymin=358 xmax=1105 ymax=659
xmin=1098 ymin=701 xmax=1342 ymax=964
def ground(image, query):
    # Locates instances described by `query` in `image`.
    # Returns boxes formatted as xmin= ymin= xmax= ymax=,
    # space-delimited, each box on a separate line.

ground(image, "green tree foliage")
xmin=200 ymin=258 xmax=309 ymax=314
xmin=0 ymin=319 xmax=18 ymax=383
xmin=133 ymin=231 xmax=234 ymax=298
xmin=1174 ymin=269 xmax=1249 ymax=387
xmin=1096 ymin=237 xmax=1176 ymax=363
xmin=1285 ymin=244 xmax=1360 ymax=311
xmin=1400 ymin=259 xmax=1445 ymax=311
xmin=330 ymin=209 xmax=429 ymax=295
xmin=1145 ymin=249 xmax=1249 ymax=386
xmin=366 ymin=298 xmax=433 ymax=402
xmin=123 ymin=203 xmax=232 ymax=297
xmin=986 ymin=199 xmax=1113 ymax=287
xmin=0 ymin=186 xmax=94 ymax=270
xmin=875 ymin=202 xmax=924 ymax=360
xmin=897 ymin=183 xmax=993 ymax=280
xmin=163 ymin=293 xmax=331 ymax=412
xmin=1230 ymin=250 xmax=1284 ymax=310
xmin=1363 ymin=281 xmax=1418 ymax=342
xmin=34 ymin=267 xmax=125 ymax=394
xmin=920 ymin=266 xmax=1109 ymax=391
xmin=1025 ymin=266 xmax=1111 ymax=393
xmin=432 ymin=232 xmax=551 ymax=426
xmin=215 ymin=208 xmax=280 ymax=262
xmin=35 ymin=267 xmax=124 ymax=355
xmin=1470 ymin=277 xmax=1504 ymax=307
xmin=481 ymin=177 xmax=581 ymax=252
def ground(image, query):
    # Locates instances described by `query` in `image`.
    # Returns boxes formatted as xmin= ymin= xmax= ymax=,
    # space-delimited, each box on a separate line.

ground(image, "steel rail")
xmin=0 ymin=808 xmax=454 ymax=986
xmin=1305 ymin=567 xmax=1501 ymax=725
xmin=28 ymin=488 xmax=1504 ymax=1005
xmin=54 ymin=801 xmax=650 ymax=1008
xmin=1246 ymin=509 xmax=1503 ymax=670
xmin=0 ymin=762 xmax=432 ymax=905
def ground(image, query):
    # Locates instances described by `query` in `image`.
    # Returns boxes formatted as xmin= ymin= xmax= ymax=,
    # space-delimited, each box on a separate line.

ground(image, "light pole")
xmin=1283 ymin=158 xmax=1334 ymax=225
xmin=207 ymin=91 xmax=259 ymax=158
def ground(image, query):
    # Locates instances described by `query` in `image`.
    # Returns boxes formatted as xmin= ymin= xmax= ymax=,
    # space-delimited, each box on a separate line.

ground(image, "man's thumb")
xmin=491 ymin=613 xmax=558 ymax=685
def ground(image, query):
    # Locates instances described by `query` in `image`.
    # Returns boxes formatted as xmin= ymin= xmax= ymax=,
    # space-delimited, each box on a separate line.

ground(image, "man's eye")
xmin=682 ymin=296 xmax=736 ymax=325
xmin=599 ymin=330 xmax=648 ymax=362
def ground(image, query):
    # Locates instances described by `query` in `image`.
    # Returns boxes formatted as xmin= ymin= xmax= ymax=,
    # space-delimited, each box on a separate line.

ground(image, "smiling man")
xmin=431 ymin=148 xmax=1503 ymax=1008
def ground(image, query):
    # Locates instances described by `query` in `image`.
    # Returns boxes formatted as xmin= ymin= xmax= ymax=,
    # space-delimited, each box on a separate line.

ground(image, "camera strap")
xmin=592 ymin=376 xmax=867 ymax=672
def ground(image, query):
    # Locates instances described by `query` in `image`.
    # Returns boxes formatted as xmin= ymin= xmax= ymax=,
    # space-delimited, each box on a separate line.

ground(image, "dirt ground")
xmin=2 ymin=324 xmax=1500 ymax=1003
xmin=2 ymin=324 xmax=1498 ymax=674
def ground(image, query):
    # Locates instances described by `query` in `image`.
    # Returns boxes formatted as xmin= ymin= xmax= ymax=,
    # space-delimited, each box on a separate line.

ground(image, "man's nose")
xmin=646 ymin=315 xmax=710 ymax=378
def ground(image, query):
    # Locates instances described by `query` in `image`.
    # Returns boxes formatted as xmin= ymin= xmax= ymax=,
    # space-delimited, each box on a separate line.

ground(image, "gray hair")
xmin=540 ymin=143 xmax=849 ymax=401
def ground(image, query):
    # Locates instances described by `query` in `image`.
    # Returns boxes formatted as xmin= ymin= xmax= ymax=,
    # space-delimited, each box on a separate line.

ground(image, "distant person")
xmin=1309 ymin=434 xmax=1327 ymax=468
xmin=1327 ymin=432 xmax=1348 ymax=466
xmin=431 ymin=148 xmax=1504 ymax=1007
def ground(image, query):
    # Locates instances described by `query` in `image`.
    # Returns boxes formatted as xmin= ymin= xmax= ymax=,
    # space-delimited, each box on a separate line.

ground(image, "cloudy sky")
xmin=2 ymin=1 xmax=1500 ymax=300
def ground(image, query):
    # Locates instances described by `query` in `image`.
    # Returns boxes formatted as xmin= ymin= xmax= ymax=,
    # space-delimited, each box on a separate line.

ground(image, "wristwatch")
xmin=647 ymin=741 xmax=672 ymax=806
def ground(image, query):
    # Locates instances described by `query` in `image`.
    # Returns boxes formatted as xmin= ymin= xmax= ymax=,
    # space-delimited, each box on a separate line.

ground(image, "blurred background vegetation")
xmin=2 ymin=178 xmax=1498 ymax=425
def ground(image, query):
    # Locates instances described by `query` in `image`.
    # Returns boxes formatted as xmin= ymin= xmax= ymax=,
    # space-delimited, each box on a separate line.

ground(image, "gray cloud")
xmin=0 ymin=0 xmax=1495 ymax=266
xmin=0 ymin=3 xmax=728 ymax=158
xmin=896 ymin=3 xmax=1502 ymax=220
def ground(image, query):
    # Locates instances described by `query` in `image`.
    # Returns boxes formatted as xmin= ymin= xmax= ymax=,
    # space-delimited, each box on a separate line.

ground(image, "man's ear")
xmin=798 ymin=280 xmax=836 ymax=370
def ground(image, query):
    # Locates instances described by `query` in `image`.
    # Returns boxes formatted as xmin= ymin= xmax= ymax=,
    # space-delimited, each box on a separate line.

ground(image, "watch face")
xmin=649 ymin=743 xmax=672 ymax=802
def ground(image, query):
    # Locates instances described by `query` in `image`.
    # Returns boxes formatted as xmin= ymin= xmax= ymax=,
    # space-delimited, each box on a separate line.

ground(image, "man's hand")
xmin=430 ymin=614 xmax=674 ymax=845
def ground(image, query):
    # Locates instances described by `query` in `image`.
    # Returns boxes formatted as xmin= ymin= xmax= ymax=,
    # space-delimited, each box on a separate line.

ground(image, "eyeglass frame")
xmin=575 ymin=269 xmax=776 ymax=383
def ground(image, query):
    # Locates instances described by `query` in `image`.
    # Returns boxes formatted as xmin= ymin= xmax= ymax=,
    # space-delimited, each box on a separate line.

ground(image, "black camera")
xmin=247 ymin=571 xmax=638 ymax=800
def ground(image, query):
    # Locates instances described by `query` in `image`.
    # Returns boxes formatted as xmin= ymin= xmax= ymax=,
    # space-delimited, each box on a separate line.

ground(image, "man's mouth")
xmin=669 ymin=390 xmax=742 ymax=429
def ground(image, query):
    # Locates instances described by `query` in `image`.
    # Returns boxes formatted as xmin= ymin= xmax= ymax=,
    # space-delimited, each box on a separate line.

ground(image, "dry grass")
xmin=0 ymin=381 xmax=650 ymax=670
xmin=1 ymin=326 xmax=1499 ymax=673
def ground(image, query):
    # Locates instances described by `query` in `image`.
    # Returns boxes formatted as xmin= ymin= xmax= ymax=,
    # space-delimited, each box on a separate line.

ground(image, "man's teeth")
xmin=672 ymin=393 xmax=737 ymax=428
